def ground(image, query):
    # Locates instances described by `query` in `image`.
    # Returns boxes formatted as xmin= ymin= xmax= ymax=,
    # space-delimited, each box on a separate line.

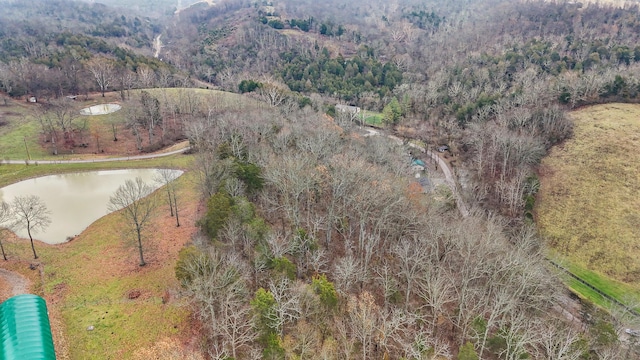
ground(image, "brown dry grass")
xmin=536 ymin=103 xmax=640 ymax=286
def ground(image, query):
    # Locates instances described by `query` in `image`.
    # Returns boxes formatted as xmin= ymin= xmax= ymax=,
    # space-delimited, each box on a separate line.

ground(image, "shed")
xmin=0 ymin=294 xmax=56 ymax=359
xmin=335 ymin=104 xmax=361 ymax=114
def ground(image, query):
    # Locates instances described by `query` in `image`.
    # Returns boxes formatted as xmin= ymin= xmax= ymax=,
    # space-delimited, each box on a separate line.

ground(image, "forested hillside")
xmin=3 ymin=0 xmax=640 ymax=358
xmin=163 ymin=0 xmax=640 ymax=221
xmin=0 ymin=0 xmax=175 ymax=99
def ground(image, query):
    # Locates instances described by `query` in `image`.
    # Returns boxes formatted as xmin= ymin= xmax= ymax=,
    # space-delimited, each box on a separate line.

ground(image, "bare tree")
xmin=258 ymin=80 xmax=289 ymax=108
xmin=86 ymin=57 xmax=115 ymax=97
xmin=262 ymin=152 xmax=318 ymax=230
xmin=32 ymin=107 xmax=59 ymax=155
xmin=537 ymin=321 xmax=583 ymax=360
xmin=48 ymin=99 xmax=78 ymax=137
xmin=108 ymin=177 xmax=158 ymax=266
xmin=0 ymin=202 xmax=12 ymax=260
xmin=11 ymin=195 xmax=51 ymax=259
xmin=218 ymin=299 xmax=256 ymax=359
xmin=184 ymin=248 xmax=254 ymax=359
xmin=334 ymin=255 xmax=367 ymax=295
xmin=137 ymin=65 xmax=156 ymax=89
xmin=416 ymin=267 xmax=454 ymax=332
xmin=392 ymin=236 xmax=428 ymax=309
xmin=347 ymin=291 xmax=381 ymax=360
xmin=499 ymin=311 xmax=541 ymax=360
xmin=268 ymin=278 xmax=302 ymax=336
xmin=139 ymin=91 xmax=163 ymax=145
xmin=154 ymin=168 xmax=182 ymax=227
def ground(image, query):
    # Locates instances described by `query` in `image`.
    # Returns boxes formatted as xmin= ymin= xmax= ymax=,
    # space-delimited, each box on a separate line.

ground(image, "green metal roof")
xmin=0 ymin=294 xmax=56 ymax=360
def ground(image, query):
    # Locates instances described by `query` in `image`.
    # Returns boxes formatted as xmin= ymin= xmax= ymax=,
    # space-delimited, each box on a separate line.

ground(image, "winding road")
xmin=153 ymin=35 xmax=163 ymax=59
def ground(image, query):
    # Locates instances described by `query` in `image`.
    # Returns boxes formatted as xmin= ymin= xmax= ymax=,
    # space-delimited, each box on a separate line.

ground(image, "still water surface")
xmin=0 ymin=169 xmax=182 ymax=244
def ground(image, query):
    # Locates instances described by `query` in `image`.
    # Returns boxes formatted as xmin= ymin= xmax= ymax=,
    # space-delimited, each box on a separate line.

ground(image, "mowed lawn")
xmin=537 ymin=103 xmax=640 ymax=292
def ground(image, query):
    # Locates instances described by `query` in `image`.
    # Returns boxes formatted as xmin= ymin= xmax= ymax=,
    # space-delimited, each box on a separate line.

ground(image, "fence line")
xmin=547 ymin=259 xmax=640 ymax=318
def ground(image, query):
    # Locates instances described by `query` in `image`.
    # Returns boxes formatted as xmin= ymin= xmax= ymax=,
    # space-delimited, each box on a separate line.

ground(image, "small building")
xmin=335 ymin=104 xmax=361 ymax=114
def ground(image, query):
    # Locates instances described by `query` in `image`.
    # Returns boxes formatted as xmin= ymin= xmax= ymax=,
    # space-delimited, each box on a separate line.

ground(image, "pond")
xmin=79 ymin=104 xmax=122 ymax=115
xmin=0 ymin=169 xmax=182 ymax=244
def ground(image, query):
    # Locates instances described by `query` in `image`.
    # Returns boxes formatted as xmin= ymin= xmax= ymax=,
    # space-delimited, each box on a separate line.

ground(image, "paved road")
xmin=0 ymin=146 xmax=191 ymax=165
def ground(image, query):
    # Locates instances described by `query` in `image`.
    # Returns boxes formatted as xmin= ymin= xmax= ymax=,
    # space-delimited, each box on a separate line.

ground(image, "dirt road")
xmin=0 ymin=268 xmax=29 ymax=299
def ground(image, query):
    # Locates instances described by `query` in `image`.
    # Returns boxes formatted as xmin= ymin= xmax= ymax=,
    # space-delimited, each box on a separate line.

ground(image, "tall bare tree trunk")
xmin=136 ymin=226 xmax=146 ymax=266
xmin=27 ymin=226 xmax=38 ymax=259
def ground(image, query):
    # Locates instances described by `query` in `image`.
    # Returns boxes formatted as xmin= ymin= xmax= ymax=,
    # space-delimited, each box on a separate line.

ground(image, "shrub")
xmin=235 ymin=161 xmax=263 ymax=195
xmin=175 ymin=245 xmax=205 ymax=286
xmin=311 ymin=274 xmax=338 ymax=310
xmin=270 ymin=257 xmax=296 ymax=280
xmin=238 ymin=79 xmax=262 ymax=93
xmin=202 ymin=191 xmax=233 ymax=240
xmin=457 ymin=342 xmax=478 ymax=360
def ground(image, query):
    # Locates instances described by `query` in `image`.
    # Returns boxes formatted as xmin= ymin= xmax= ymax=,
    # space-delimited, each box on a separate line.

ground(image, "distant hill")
xmin=75 ymin=0 xmax=217 ymax=17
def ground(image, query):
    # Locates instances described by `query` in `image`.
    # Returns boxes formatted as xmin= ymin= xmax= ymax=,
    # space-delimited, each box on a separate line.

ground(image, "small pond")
xmin=0 ymin=169 xmax=182 ymax=244
xmin=80 ymin=104 xmax=122 ymax=115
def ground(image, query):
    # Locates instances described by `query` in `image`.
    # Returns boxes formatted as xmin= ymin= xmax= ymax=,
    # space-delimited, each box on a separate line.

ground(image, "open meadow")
xmin=536 ymin=103 xmax=640 ymax=306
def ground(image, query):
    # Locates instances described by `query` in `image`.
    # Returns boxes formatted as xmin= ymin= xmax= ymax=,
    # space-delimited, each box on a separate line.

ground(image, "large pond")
xmin=0 ymin=169 xmax=182 ymax=244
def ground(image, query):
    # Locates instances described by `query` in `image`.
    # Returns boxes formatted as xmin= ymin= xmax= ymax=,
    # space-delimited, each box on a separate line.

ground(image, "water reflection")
xmin=0 ymin=169 xmax=183 ymax=244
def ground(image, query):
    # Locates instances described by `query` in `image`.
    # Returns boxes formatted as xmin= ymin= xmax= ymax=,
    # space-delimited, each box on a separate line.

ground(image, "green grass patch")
xmin=0 ymin=104 xmax=48 ymax=160
xmin=551 ymin=254 xmax=640 ymax=312
xmin=0 ymin=154 xmax=193 ymax=188
xmin=361 ymin=110 xmax=384 ymax=126
xmin=565 ymin=277 xmax=608 ymax=307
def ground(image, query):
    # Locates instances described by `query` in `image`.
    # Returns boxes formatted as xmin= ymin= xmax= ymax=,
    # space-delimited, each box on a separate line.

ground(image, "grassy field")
xmin=536 ymin=103 xmax=640 ymax=301
xmin=0 ymin=100 xmax=49 ymax=160
xmin=48 ymin=170 xmax=198 ymax=359
xmin=0 ymin=94 xmax=130 ymax=161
